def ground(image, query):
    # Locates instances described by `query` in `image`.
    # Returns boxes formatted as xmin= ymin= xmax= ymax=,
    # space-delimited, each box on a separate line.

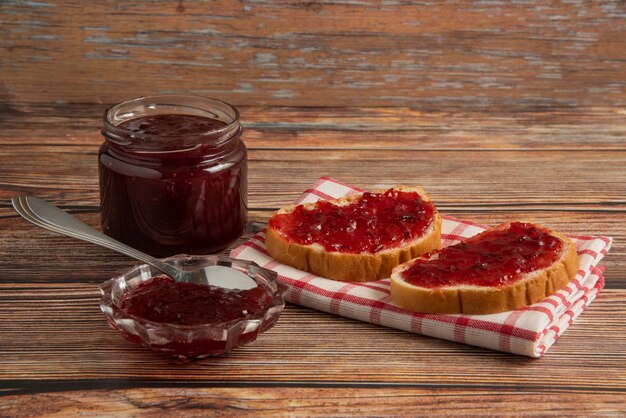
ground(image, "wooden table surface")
xmin=1 ymin=1 xmax=625 ymax=416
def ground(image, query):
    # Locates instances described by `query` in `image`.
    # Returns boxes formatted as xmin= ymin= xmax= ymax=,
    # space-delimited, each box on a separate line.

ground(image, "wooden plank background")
xmin=1 ymin=0 xmax=625 ymax=415
xmin=1 ymin=0 xmax=625 ymax=109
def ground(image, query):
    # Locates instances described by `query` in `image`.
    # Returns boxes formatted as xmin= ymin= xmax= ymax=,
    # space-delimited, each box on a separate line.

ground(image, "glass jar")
xmin=99 ymin=95 xmax=247 ymax=257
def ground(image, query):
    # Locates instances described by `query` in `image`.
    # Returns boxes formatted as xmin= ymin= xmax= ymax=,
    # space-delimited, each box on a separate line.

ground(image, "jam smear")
xmin=401 ymin=222 xmax=563 ymax=288
xmin=269 ymin=189 xmax=436 ymax=253
xmin=120 ymin=275 xmax=271 ymax=325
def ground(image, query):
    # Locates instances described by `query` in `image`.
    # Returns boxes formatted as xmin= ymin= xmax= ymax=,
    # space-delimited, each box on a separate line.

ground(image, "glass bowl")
xmin=99 ymin=255 xmax=286 ymax=360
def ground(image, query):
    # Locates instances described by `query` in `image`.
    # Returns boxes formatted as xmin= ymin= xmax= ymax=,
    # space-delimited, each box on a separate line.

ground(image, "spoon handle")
xmin=11 ymin=196 xmax=184 ymax=281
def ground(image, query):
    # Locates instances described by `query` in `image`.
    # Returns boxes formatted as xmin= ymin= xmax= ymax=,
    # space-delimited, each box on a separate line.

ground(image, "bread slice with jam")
xmin=390 ymin=222 xmax=580 ymax=315
xmin=265 ymin=187 xmax=442 ymax=282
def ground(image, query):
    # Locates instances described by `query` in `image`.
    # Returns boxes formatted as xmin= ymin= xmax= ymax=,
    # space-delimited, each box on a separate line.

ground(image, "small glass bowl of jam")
xmin=99 ymin=255 xmax=285 ymax=360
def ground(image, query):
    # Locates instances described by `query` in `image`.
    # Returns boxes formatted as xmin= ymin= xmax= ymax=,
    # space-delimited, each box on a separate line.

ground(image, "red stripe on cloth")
xmin=301 ymin=188 xmax=336 ymax=202
xmin=590 ymin=265 xmax=605 ymax=276
xmin=499 ymin=310 xmax=525 ymax=351
xmin=453 ymin=316 xmax=471 ymax=343
xmin=441 ymin=233 xmax=468 ymax=242
xmin=571 ymin=280 xmax=589 ymax=293
xmin=243 ymin=241 xmax=270 ymax=256
xmin=278 ymin=275 xmax=337 ymax=300
xmin=568 ymin=234 xmax=593 ymax=241
xmin=562 ymin=283 xmax=574 ymax=295
xmin=354 ymin=281 xmax=391 ymax=295
xmin=598 ymin=236 xmax=612 ymax=246
xmin=263 ymin=260 xmax=280 ymax=270
xmin=289 ymin=273 xmax=316 ymax=305
xmin=553 ymin=292 xmax=570 ymax=308
xmin=320 ymin=176 xmax=364 ymax=192
xmin=577 ymin=249 xmax=598 ymax=258
xmin=280 ymin=274 xmax=459 ymax=325
xmin=229 ymin=244 xmax=247 ymax=258
xmin=410 ymin=314 xmax=424 ymax=334
xmin=369 ymin=300 xmax=386 ymax=325
xmin=595 ymin=276 xmax=605 ymax=290
xmin=329 ymin=283 xmax=359 ymax=314
xmin=569 ymin=235 xmax=611 ymax=246
xmin=541 ymin=297 xmax=559 ymax=308
xmin=250 ymin=230 xmax=267 ymax=240
xmin=421 ymin=313 xmax=540 ymax=341
xmin=310 ymin=177 xmax=330 ymax=190
xmin=441 ymin=223 xmax=474 ymax=246
xmin=521 ymin=305 xmax=554 ymax=323
xmin=449 ymin=221 xmax=472 ymax=238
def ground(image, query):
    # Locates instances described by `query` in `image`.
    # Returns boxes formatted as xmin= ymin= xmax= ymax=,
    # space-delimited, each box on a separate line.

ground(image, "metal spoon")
xmin=11 ymin=196 xmax=258 ymax=290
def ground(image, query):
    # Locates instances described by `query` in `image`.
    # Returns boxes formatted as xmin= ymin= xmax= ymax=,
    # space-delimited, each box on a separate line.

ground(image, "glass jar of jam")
xmin=99 ymin=95 xmax=247 ymax=257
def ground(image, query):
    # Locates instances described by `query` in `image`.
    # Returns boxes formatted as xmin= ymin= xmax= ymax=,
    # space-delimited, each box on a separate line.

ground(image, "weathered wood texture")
xmin=2 ymin=387 xmax=625 ymax=417
xmin=3 ymin=104 xmax=626 ymax=149
xmin=2 ymin=1 xmax=626 ymax=109
xmin=1 ymin=284 xmax=625 ymax=384
xmin=3 ymin=147 xmax=625 ymax=210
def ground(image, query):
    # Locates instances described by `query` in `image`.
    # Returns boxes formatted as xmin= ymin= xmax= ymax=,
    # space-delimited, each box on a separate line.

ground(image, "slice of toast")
xmin=390 ymin=222 xmax=580 ymax=315
xmin=266 ymin=187 xmax=442 ymax=282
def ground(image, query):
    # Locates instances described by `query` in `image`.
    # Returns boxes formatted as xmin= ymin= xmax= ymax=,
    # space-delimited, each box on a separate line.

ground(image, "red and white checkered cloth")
xmin=231 ymin=177 xmax=612 ymax=357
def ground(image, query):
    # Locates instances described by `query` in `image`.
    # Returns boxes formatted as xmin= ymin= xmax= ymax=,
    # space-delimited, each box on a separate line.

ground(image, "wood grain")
xmin=3 ymin=104 xmax=626 ymax=149
xmin=2 ymin=146 xmax=625 ymax=209
xmin=2 ymin=1 xmax=625 ymax=108
xmin=0 ymin=284 xmax=625 ymax=387
xmin=2 ymin=387 xmax=625 ymax=417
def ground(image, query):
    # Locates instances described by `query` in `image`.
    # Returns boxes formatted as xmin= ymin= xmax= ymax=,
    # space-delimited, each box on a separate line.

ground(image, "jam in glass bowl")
xmin=99 ymin=255 xmax=285 ymax=359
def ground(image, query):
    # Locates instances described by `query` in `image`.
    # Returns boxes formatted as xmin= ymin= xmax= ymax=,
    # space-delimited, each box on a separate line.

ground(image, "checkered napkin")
xmin=231 ymin=177 xmax=612 ymax=357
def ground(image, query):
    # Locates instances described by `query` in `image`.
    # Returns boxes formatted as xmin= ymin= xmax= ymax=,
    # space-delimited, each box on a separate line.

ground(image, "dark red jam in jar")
xmin=401 ymin=222 xmax=563 ymax=288
xmin=99 ymin=95 xmax=247 ymax=257
xmin=269 ymin=189 xmax=436 ymax=253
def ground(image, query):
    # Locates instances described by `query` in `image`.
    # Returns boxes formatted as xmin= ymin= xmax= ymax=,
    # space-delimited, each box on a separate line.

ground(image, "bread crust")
xmin=265 ymin=187 xmax=442 ymax=282
xmin=390 ymin=223 xmax=580 ymax=315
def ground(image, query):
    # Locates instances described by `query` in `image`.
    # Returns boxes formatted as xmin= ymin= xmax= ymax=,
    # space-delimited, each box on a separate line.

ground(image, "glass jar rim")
xmin=102 ymin=95 xmax=241 ymax=152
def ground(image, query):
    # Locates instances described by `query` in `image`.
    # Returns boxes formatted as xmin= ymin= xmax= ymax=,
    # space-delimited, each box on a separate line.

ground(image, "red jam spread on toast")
xmin=120 ymin=275 xmax=272 ymax=325
xmin=268 ymin=189 xmax=436 ymax=253
xmin=401 ymin=222 xmax=563 ymax=288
